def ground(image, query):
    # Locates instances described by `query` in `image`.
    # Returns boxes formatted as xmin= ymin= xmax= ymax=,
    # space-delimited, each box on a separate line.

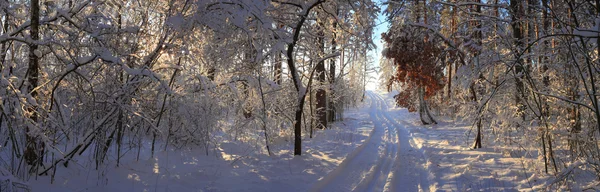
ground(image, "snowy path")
xmin=311 ymin=91 xmax=430 ymax=192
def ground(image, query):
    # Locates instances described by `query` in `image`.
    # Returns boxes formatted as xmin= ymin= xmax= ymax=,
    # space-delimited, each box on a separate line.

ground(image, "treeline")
xmin=0 ymin=0 xmax=378 ymax=183
xmin=382 ymin=0 xmax=600 ymax=189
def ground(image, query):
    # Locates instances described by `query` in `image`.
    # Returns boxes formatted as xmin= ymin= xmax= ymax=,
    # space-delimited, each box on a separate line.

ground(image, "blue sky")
xmin=366 ymin=2 xmax=389 ymax=90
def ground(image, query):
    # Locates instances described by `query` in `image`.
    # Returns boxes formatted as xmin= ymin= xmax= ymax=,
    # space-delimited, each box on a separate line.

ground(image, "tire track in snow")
xmin=310 ymin=92 xmax=390 ymax=191
xmin=310 ymin=91 xmax=431 ymax=192
xmin=309 ymin=93 xmax=382 ymax=192
xmin=310 ymin=91 xmax=405 ymax=192
xmin=371 ymin=92 xmax=430 ymax=192
xmin=357 ymin=92 xmax=398 ymax=192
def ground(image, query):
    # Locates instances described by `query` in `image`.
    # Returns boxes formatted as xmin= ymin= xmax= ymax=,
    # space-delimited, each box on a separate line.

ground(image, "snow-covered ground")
xmin=27 ymin=97 xmax=375 ymax=191
xmin=27 ymin=90 xmax=539 ymax=191
xmin=310 ymin=91 xmax=429 ymax=192
xmin=373 ymin=90 xmax=536 ymax=191
xmin=311 ymin=90 xmax=536 ymax=192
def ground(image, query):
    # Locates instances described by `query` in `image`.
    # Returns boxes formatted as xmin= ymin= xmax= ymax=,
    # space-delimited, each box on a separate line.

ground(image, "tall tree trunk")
xmin=446 ymin=54 xmax=452 ymax=101
xmin=257 ymin=74 xmax=272 ymax=155
xmin=510 ymin=0 xmax=526 ymax=123
xmin=338 ymin=31 xmax=345 ymax=120
xmin=540 ymin=0 xmax=557 ymax=173
xmin=288 ymin=1 xmax=324 ymax=155
xmin=418 ymin=86 xmax=426 ymax=124
xmin=565 ymin=0 xmax=586 ymax=159
xmin=316 ymin=17 xmax=327 ymax=129
xmin=243 ymin=46 xmax=253 ymax=118
xmin=567 ymin=59 xmax=581 ymax=154
xmin=116 ymin=6 xmax=125 ymax=167
xmin=361 ymin=50 xmax=367 ymax=102
xmin=0 ymin=0 xmax=9 ymax=68
xmin=328 ymin=10 xmax=338 ymax=122
xmin=274 ymin=23 xmax=284 ymax=85
xmin=310 ymin=84 xmax=314 ymax=138
xmin=25 ymin=0 xmax=42 ymax=167
xmin=447 ymin=3 xmax=456 ymax=101
xmin=594 ymin=0 xmax=600 ymax=140
xmin=472 ymin=0 xmax=483 ymax=149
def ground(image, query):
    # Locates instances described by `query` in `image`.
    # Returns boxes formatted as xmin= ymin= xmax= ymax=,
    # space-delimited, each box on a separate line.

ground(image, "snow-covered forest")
xmin=380 ymin=0 xmax=600 ymax=190
xmin=0 ymin=0 xmax=599 ymax=191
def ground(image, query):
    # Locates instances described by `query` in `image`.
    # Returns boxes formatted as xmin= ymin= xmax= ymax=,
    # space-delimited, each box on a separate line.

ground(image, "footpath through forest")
xmin=312 ymin=90 xmax=534 ymax=191
xmin=310 ymin=91 xmax=430 ymax=191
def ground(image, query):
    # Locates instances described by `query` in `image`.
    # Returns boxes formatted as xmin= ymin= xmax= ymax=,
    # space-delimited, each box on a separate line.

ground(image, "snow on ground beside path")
xmin=28 ymin=101 xmax=374 ymax=192
xmin=376 ymin=89 xmax=538 ymax=191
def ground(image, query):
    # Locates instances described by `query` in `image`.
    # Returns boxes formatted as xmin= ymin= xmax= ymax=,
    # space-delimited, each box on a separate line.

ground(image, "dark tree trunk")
xmin=535 ymin=0 xmax=550 ymax=174
xmin=310 ymin=84 xmax=314 ymax=138
xmin=418 ymin=86 xmax=437 ymax=125
xmin=542 ymin=0 xmax=557 ymax=174
xmin=472 ymin=0 xmax=483 ymax=149
xmin=511 ymin=0 xmax=526 ymax=123
xmin=595 ymin=0 xmax=600 ymax=139
xmin=24 ymin=0 xmax=42 ymax=167
xmin=447 ymin=4 xmax=456 ymax=101
xmin=316 ymin=18 xmax=327 ymax=129
xmin=287 ymin=1 xmax=324 ymax=155
xmin=116 ymin=8 xmax=124 ymax=167
xmin=0 ymin=0 xmax=9 ymax=68
xmin=473 ymin=118 xmax=482 ymax=149
xmin=328 ymin=10 xmax=338 ymax=122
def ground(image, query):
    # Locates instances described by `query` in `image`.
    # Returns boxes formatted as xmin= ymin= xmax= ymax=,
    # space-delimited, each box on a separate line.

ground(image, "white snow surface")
xmin=27 ymin=90 xmax=536 ymax=191
xmin=310 ymin=91 xmax=430 ymax=192
xmin=28 ymin=99 xmax=374 ymax=192
xmin=311 ymin=90 xmax=537 ymax=191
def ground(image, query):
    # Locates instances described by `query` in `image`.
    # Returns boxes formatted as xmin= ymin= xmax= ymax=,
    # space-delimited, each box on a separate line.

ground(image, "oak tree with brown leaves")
xmin=382 ymin=26 xmax=444 ymax=125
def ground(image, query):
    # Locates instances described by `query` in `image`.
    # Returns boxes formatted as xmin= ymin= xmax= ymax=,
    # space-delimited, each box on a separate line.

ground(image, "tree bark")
xmin=243 ymin=47 xmax=253 ymax=118
xmin=328 ymin=10 xmax=338 ymax=122
xmin=287 ymin=1 xmax=324 ymax=155
xmin=472 ymin=0 xmax=483 ymax=149
xmin=24 ymin=0 xmax=42 ymax=167
xmin=418 ymin=86 xmax=436 ymax=125
xmin=316 ymin=17 xmax=327 ymax=129
xmin=472 ymin=118 xmax=482 ymax=149
xmin=0 ymin=0 xmax=9 ymax=68
xmin=274 ymin=22 xmax=284 ymax=85
xmin=447 ymin=4 xmax=456 ymax=101
xmin=116 ymin=7 xmax=124 ymax=167
xmin=510 ymin=0 xmax=526 ymax=123
xmin=594 ymin=0 xmax=600 ymax=140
